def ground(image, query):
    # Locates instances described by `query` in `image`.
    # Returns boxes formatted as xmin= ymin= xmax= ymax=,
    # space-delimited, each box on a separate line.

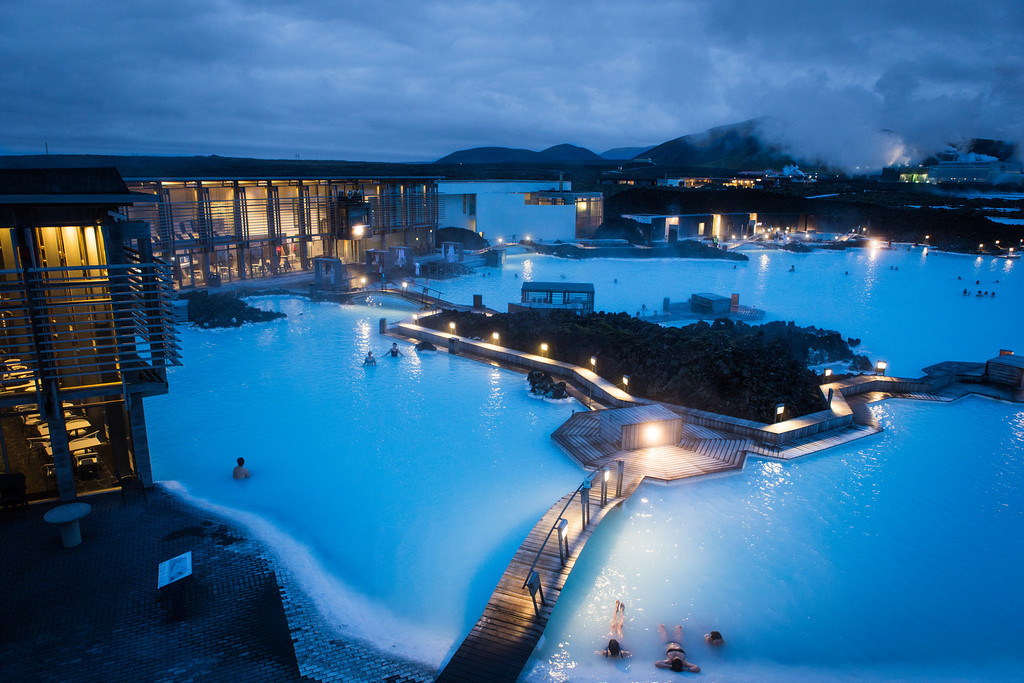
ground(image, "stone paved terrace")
xmin=0 ymin=488 xmax=434 ymax=683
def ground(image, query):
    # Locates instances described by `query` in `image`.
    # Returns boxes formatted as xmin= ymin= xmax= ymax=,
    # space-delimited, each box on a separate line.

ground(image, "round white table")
xmin=43 ymin=502 xmax=92 ymax=548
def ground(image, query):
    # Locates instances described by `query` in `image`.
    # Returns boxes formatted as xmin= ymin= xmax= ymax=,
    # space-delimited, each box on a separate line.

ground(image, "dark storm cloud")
xmin=2 ymin=0 xmax=1022 ymax=167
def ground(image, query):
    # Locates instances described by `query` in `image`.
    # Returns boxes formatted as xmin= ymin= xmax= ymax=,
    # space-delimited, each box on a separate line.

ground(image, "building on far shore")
xmin=0 ymin=168 xmax=180 ymax=501
xmin=438 ymin=180 xmax=603 ymax=243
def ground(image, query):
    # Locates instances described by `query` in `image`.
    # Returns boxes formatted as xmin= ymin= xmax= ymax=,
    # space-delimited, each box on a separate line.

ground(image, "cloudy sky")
xmin=2 ymin=1 xmax=1022 ymax=168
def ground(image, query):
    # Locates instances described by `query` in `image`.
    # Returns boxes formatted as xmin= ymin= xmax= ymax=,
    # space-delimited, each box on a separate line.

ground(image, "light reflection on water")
xmin=524 ymin=397 xmax=1024 ymax=682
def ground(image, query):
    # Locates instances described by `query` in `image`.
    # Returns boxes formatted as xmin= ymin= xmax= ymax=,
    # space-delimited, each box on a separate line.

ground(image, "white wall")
xmin=438 ymin=180 xmax=577 ymax=243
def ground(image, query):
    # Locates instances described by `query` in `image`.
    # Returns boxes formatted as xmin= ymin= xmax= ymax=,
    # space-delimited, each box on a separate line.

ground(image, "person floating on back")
xmin=655 ymin=624 xmax=700 ymax=673
xmin=363 ymin=350 xmax=376 ymax=366
xmin=597 ymin=600 xmax=631 ymax=658
xmin=233 ymin=457 xmax=250 ymax=480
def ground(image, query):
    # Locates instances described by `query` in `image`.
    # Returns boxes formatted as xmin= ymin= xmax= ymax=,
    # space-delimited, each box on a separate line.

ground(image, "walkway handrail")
xmin=520 ymin=469 xmax=601 ymax=590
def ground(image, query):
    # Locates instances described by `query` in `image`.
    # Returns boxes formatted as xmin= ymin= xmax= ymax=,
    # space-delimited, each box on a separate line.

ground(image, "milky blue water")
xmin=146 ymin=296 xmax=584 ymax=666
xmin=521 ymin=397 xmax=1024 ymax=682
xmin=146 ymin=246 xmax=1024 ymax=678
xmin=432 ymin=246 xmax=1022 ymax=376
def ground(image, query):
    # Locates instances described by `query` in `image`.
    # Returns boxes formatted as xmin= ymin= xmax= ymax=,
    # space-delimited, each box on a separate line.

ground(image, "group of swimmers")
xmin=598 ymin=600 xmax=723 ymax=674
xmin=363 ymin=342 xmax=405 ymax=366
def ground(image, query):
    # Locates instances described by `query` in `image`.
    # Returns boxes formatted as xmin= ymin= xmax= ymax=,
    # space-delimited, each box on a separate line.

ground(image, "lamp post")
xmin=622 ymin=375 xmax=630 ymax=392
xmin=492 ymin=331 xmax=500 ymax=344
xmin=775 ymin=402 xmax=785 ymax=423
xmin=540 ymin=343 xmax=548 ymax=358
xmin=588 ymin=356 xmax=597 ymax=408
xmin=876 ymin=360 xmax=887 ymax=376
xmin=600 ymin=467 xmax=609 ymax=506
xmin=449 ymin=321 xmax=456 ymax=335
xmin=556 ymin=518 xmax=568 ymax=566
xmin=823 ymin=368 xmax=832 ymax=381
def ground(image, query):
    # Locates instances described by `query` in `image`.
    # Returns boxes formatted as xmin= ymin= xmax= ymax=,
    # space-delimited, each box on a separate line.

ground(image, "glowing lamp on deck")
xmin=643 ymin=423 xmax=662 ymax=445
xmin=449 ymin=321 xmax=456 ymax=333
xmin=360 ymin=277 xmax=367 ymax=286
xmin=775 ymin=403 xmax=785 ymax=423
xmin=497 ymin=238 xmax=504 ymax=244
xmin=622 ymin=375 xmax=630 ymax=388
xmin=540 ymin=343 xmax=548 ymax=357
xmin=492 ymin=332 xmax=500 ymax=342
xmin=590 ymin=356 xmax=597 ymax=369
xmin=402 ymin=281 xmax=408 ymax=289
xmin=352 ymin=224 xmax=366 ymax=238
xmin=876 ymin=360 xmax=887 ymax=376
xmin=824 ymin=368 xmax=832 ymax=379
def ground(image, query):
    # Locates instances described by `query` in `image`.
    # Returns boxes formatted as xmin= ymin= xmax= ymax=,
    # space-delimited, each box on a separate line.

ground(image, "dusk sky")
xmin=2 ymin=1 xmax=1022 ymax=168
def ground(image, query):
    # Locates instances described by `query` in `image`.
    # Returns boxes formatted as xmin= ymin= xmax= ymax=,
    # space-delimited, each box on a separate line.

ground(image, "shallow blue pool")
xmin=523 ymin=397 xmax=1024 ymax=681
xmin=146 ymin=296 xmax=584 ymax=666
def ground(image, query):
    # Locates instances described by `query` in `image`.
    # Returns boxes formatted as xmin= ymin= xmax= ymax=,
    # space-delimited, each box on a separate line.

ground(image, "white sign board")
xmin=157 ymin=551 xmax=193 ymax=589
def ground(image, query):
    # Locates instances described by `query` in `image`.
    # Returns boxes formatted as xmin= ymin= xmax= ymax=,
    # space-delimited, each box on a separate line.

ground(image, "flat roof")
xmin=522 ymin=281 xmax=595 ymax=293
xmin=989 ymin=354 xmax=1024 ymax=369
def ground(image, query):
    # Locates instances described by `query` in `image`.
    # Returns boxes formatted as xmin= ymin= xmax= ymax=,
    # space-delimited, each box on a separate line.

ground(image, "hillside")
xmin=436 ymin=143 xmax=604 ymax=165
xmin=640 ymin=119 xmax=798 ymax=169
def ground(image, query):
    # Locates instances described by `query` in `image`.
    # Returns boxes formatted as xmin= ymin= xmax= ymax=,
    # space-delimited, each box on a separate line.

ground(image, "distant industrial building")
xmin=926 ymin=159 xmax=1023 ymax=185
xmin=438 ymin=180 xmax=603 ymax=243
xmin=622 ymin=211 xmax=819 ymax=241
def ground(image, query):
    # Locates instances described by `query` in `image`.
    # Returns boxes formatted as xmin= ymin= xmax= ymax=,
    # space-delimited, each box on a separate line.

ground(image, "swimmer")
xmin=363 ymin=350 xmax=377 ymax=366
xmin=789 ymin=265 xmax=795 ymax=272
xmin=232 ymin=457 xmax=250 ymax=480
xmin=705 ymin=630 xmax=724 ymax=646
xmin=388 ymin=342 xmax=403 ymax=357
xmin=655 ymin=624 xmax=700 ymax=673
xmin=597 ymin=601 xmax=631 ymax=658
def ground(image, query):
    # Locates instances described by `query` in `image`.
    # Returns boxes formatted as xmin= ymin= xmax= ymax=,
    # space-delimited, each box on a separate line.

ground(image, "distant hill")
xmin=601 ymin=146 xmax=654 ymax=160
xmin=436 ymin=144 xmax=604 ymax=165
xmin=640 ymin=119 xmax=798 ymax=170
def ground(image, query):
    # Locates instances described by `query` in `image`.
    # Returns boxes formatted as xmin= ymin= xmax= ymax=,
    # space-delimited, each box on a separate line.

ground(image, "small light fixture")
xmin=590 ymin=356 xmax=596 ymax=369
xmin=876 ymin=360 xmax=887 ymax=376
xmin=775 ymin=403 xmax=785 ymax=423
xmin=622 ymin=375 xmax=629 ymax=387
xmin=449 ymin=321 xmax=456 ymax=332
xmin=824 ymin=368 xmax=832 ymax=378
xmin=402 ymin=281 xmax=408 ymax=289
xmin=360 ymin=277 xmax=367 ymax=285
xmin=540 ymin=343 xmax=548 ymax=356
xmin=492 ymin=332 xmax=500 ymax=342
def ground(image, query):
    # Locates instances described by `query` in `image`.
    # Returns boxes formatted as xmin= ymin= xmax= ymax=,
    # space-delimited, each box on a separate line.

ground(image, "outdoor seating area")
xmin=2 ymin=401 xmax=121 ymax=499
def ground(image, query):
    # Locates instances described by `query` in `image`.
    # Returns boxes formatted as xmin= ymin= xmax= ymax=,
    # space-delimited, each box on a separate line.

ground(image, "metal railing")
xmin=520 ymin=460 xmax=626 ymax=615
xmin=0 ymin=253 xmax=181 ymax=396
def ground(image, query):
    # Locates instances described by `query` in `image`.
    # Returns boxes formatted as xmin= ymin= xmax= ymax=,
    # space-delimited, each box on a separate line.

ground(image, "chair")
xmin=114 ymin=467 xmax=148 ymax=505
xmin=0 ymin=473 xmax=28 ymax=509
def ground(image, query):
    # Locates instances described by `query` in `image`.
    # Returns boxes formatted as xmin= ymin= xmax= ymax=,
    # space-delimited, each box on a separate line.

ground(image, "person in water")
xmin=363 ymin=350 xmax=376 ymax=366
xmin=598 ymin=600 xmax=631 ymax=658
xmin=388 ymin=342 xmax=403 ymax=357
xmin=655 ymin=624 xmax=700 ymax=672
xmin=705 ymin=630 xmax=724 ymax=646
xmin=232 ymin=457 xmax=250 ymax=480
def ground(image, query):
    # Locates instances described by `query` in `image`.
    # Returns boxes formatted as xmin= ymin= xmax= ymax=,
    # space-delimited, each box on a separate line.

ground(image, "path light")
xmin=556 ymin=518 xmax=568 ymax=565
xmin=876 ymin=360 xmax=887 ymax=376
xmin=492 ymin=331 xmax=500 ymax=343
xmin=352 ymin=224 xmax=365 ymax=238
xmin=588 ymin=357 xmax=597 ymax=408
xmin=925 ymin=235 xmax=930 ymax=241
xmin=360 ymin=276 xmax=367 ymax=286
xmin=540 ymin=343 xmax=548 ymax=357
xmin=823 ymin=368 xmax=832 ymax=379
xmin=590 ymin=356 xmax=597 ymax=369
xmin=601 ymin=467 xmax=609 ymax=506
xmin=616 ymin=459 xmax=624 ymax=497
xmin=497 ymin=238 xmax=503 ymax=244
xmin=449 ymin=321 xmax=456 ymax=333
xmin=775 ymin=403 xmax=785 ymax=423
xmin=402 ymin=280 xmax=408 ymax=290
xmin=622 ymin=375 xmax=630 ymax=391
